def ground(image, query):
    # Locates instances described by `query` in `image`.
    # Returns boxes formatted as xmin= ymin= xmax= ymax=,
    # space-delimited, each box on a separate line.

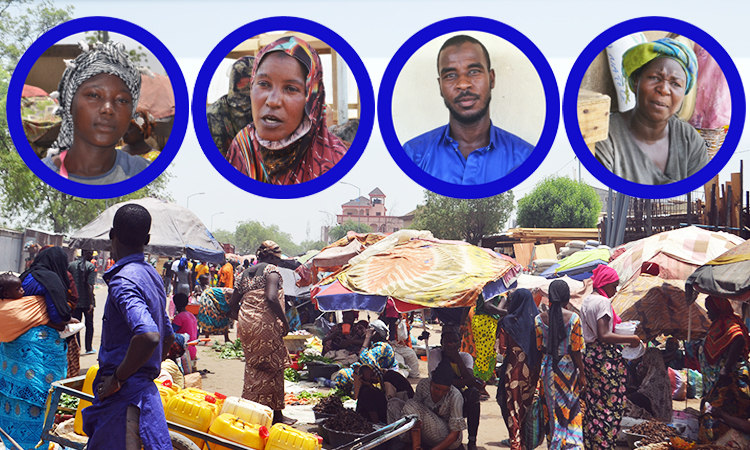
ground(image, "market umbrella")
xmin=612 ymin=274 xmax=711 ymax=341
xmin=540 ymin=248 xmax=611 ymax=280
xmin=516 ymin=274 xmax=593 ymax=311
xmin=69 ymin=197 xmax=225 ymax=263
xmin=686 ymin=239 xmax=750 ymax=303
xmin=608 ymin=226 xmax=744 ymax=286
xmin=296 ymin=232 xmax=387 ymax=287
xmin=315 ymin=234 xmax=522 ymax=310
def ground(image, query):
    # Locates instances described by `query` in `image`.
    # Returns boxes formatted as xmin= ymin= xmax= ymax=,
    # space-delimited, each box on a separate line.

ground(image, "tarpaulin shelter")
xmin=608 ymin=226 xmax=743 ymax=286
xmin=686 ymin=239 xmax=750 ymax=303
xmin=69 ymin=197 xmax=225 ymax=263
xmin=296 ymin=231 xmax=387 ymax=287
xmin=540 ymin=248 xmax=611 ymax=280
xmin=612 ymin=274 xmax=711 ymax=341
xmin=515 ymin=274 xmax=593 ymax=312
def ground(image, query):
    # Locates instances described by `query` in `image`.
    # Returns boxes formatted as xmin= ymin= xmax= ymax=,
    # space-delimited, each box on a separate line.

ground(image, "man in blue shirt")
xmin=83 ymin=204 xmax=174 ymax=450
xmin=403 ymin=35 xmax=534 ymax=185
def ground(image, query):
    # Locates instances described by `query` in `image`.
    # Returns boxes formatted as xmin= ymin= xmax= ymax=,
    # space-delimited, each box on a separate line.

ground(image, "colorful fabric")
xmin=0 ymin=326 xmax=67 ymax=450
xmin=704 ymin=296 xmax=750 ymax=365
xmin=206 ymin=56 xmax=254 ymax=155
xmin=131 ymin=110 xmax=155 ymax=140
xmin=360 ymin=341 xmax=398 ymax=370
xmin=20 ymin=246 xmax=71 ymax=323
xmin=219 ymin=262 xmax=234 ymax=288
xmin=237 ymin=264 xmax=289 ymax=410
xmin=323 ymin=321 xmax=368 ymax=355
xmin=0 ymin=296 xmax=48 ymax=342
xmin=51 ymin=40 xmax=142 ymax=151
xmin=622 ymin=38 xmax=698 ymax=100
xmin=582 ymin=341 xmax=627 ymax=449
xmin=226 ymin=36 xmax=347 ymax=184
xmin=20 ymin=93 xmax=60 ymax=145
xmin=497 ymin=331 xmax=540 ymax=450
xmin=689 ymin=44 xmax=731 ymax=130
xmin=535 ymin=313 xmax=584 ymax=450
xmin=500 ymin=289 xmax=540 ymax=367
xmin=592 ymin=265 xmax=619 ymax=297
xmin=470 ymin=313 xmax=498 ymax=381
xmin=547 ymin=280 xmax=570 ymax=362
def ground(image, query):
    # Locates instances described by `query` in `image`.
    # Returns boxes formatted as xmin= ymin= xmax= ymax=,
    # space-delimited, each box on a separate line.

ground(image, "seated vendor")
xmin=322 ymin=310 xmax=368 ymax=355
xmin=354 ymin=364 xmax=388 ymax=424
xmin=707 ymin=404 xmax=750 ymax=449
xmin=595 ymin=38 xmax=708 ymax=185
xmin=662 ymin=337 xmax=685 ymax=370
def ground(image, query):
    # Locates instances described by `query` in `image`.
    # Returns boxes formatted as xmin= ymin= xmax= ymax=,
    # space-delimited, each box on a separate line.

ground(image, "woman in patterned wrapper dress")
xmin=229 ymin=240 xmax=294 ymax=425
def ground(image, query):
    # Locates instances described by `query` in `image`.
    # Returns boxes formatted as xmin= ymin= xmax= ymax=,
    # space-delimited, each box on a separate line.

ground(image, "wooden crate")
xmin=578 ymin=89 xmax=611 ymax=154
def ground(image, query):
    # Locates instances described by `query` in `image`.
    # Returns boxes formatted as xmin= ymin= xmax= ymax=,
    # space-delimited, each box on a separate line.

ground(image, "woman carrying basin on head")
xmin=225 ymin=36 xmax=348 ymax=184
xmin=595 ymin=38 xmax=709 ymax=185
xmin=43 ymin=40 xmax=151 ymax=184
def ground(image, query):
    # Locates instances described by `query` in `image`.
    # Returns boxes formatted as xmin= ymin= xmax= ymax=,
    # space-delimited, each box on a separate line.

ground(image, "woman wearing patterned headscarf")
xmin=122 ymin=109 xmax=159 ymax=162
xmin=226 ymin=36 xmax=348 ymax=184
xmin=207 ymin=56 xmax=255 ymax=156
xmin=580 ymin=265 xmax=642 ymax=449
xmin=535 ymin=280 xmax=586 ymax=449
xmin=42 ymin=40 xmax=150 ymax=184
xmin=595 ymin=37 xmax=708 ymax=185
xmin=699 ymin=295 xmax=750 ymax=445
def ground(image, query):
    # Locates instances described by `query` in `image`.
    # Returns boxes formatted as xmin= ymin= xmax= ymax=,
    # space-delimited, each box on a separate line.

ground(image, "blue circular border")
xmin=7 ymin=16 xmax=189 ymax=199
xmin=192 ymin=17 xmax=375 ymax=199
xmin=563 ymin=17 xmax=746 ymax=199
xmin=378 ymin=17 xmax=559 ymax=199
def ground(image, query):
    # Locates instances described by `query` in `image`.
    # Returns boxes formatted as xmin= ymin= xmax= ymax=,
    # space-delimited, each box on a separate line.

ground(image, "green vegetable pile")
xmin=297 ymin=353 xmax=335 ymax=365
xmin=297 ymin=390 xmax=326 ymax=400
xmin=284 ymin=368 xmax=301 ymax=382
xmin=57 ymin=393 xmax=79 ymax=413
xmin=213 ymin=339 xmax=244 ymax=360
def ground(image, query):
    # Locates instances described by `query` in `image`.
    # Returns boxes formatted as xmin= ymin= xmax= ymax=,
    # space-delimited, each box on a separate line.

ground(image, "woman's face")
xmin=602 ymin=281 xmax=618 ymax=299
xmin=71 ymin=73 xmax=133 ymax=150
xmin=633 ymin=57 xmax=687 ymax=123
xmin=122 ymin=121 xmax=143 ymax=145
xmin=250 ymin=52 xmax=307 ymax=142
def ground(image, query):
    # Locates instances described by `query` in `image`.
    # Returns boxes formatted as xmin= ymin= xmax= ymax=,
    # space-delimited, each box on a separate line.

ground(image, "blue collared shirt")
xmin=99 ymin=253 xmax=173 ymax=382
xmin=403 ymin=123 xmax=534 ymax=185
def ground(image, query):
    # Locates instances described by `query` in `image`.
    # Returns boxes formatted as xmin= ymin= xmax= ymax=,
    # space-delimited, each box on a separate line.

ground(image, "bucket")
xmin=306 ymin=362 xmax=340 ymax=381
xmin=321 ymin=424 xmax=366 ymax=448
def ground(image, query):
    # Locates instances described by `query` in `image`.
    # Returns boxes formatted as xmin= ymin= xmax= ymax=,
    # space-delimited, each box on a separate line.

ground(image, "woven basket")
xmin=697 ymin=126 xmax=728 ymax=160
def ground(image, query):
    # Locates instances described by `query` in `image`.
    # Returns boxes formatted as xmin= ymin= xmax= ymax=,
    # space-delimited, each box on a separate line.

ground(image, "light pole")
xmin=186 ymin=192 xmax=205 ymax=210
xmin=211 ymin=212 xmax=225 ymax=232
xmin=339 ymin=181 xmax=361 ymax=225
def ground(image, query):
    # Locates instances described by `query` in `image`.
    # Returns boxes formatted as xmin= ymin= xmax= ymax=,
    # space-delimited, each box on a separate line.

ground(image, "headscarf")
xmin=206 ymin=56 xmax=254 ymax=155
xmin=256 ymin=240 xmax=282 ymax=261
xmin=499 ymin=289 xmax=539 ymax=365
xmin=51 ymin=40 xmax=143 ymax=151
xmin=622 ymin=38 xmax=698 ymax=102
xmin=704 ymin=296 xmax=750 ymax=365
xmin=19 ymin=246 xmax=71 ymax=322
xmin=432 ymin=358 xmax=455 ymax=386
xmin=226 ymin=36 xmax=348 ymax=185
xmin=360 ymin=341 xmax=397 ymax=370
xmin=178 ymin=257 xmax=188 ymax=272
xmin=370 ymin=319 xmax=389 ymax=341
xmin=637 ymin=348 xmax=673 ymax=421
xmin=547 ymin=280 xmax=570 ymax=361
xmin=592 ymin=265 xmax=619 ymax=298
xmin=131 ymin=110 xmax=155 ymax=140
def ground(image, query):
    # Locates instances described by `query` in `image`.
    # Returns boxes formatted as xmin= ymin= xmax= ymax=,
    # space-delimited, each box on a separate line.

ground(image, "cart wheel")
xmin=169 ymin=431 xmax=201 ymax=450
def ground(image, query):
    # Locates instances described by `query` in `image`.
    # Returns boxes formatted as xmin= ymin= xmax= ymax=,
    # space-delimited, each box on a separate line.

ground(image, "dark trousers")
xmin=72 ymin=307 xmax=94 ymax=352
xmin=463 ymin=386 xmax=480 ymax=439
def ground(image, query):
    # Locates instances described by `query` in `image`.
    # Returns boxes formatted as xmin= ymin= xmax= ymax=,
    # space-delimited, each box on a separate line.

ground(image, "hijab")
xmin=226 ymin=36 xmax=348 ymax=184
xmin=704 ymin=296 xmax=750 ymax=365
xmin=20 ymin=246 xmax=72 ymax=322
xmin=637 ymin=348 xmax=673 ymax=421
xmin=547 ymin=280 xmax=570 ymax=361
xmin=500 ymin=288 xmax=539 ymax=365
xmin=51 ymin=40 xmax=143 ymax=151
xmin=206 ymin=56 xmax=254 ymax=155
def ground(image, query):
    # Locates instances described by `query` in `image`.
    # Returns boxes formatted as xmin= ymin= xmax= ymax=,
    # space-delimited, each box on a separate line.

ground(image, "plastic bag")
xmin=397 ymin=318 xmax=408 ymax=342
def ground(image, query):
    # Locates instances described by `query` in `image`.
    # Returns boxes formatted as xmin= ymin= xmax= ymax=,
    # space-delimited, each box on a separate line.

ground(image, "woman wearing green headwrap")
xmin=595 ymin=38 xmax=708 ymax=185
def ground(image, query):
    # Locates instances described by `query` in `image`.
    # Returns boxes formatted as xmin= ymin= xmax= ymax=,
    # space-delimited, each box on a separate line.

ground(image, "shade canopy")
xmin=686 ymin=238 xmax=750 ymax=303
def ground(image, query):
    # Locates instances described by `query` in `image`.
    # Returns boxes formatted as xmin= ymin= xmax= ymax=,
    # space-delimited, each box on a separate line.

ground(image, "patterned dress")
xmin=236 ymin=264 xmax=290 ymax=410
xmin=197 ymin=287 xmax=231 ymax=335
xmin=535 ymin=314 xmax=584 ymax=449
xmin=497 ymin=331 xmax=540 ymax=450
xmin=582 ymin=341 xmax=627 ymax=449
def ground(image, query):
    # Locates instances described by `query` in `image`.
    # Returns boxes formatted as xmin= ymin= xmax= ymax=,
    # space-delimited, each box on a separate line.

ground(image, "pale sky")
xmin=18 ymin=0 xmax=750 ymax=244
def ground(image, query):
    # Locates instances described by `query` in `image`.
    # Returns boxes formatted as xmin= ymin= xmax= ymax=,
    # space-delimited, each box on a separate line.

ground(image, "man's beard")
xmin=444 ymin=93 xmax=491 ymax=125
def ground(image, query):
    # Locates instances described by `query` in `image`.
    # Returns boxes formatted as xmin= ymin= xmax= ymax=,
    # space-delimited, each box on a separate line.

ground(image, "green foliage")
xmin=410 ymin=190 xmax=514 ymax=245
xmin=516 ymin=176 xmax=601 ymax=228
xmin=84 ymin=30 xmax=150 ymax=68
xmin=213 ymin=338 xmax=243 ymax=360
xmin=284 ymin=368 xmax=301 ymax=382
xmin=329 ymin=219 xmax=372 ymax=242
xmin=216 ymin=220 xmax=302 ymax=256
xmin=298 ymin=239 xmax=327 ymax=253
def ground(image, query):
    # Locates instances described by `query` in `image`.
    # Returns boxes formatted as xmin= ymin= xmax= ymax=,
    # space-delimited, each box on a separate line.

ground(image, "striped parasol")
xmin=686 ymin=238 xmax=750 ymax=303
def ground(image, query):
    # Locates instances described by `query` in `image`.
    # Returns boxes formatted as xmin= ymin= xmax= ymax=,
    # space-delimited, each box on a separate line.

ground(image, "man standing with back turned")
xmin=403 ymin=35 xmax=534 ymax=185
xmin=83 ymin=204 xmax=174 ymax=450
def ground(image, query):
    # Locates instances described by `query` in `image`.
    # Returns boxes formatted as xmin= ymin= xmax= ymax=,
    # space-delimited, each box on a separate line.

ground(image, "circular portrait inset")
xmin=565 ymin=18 xmax=744 ymax=198
xmin=379 ymin=18 xmax=559 ymax=199
xmin=193 ymin=18 xmax=374 ymax=199
xmin=7 ymin=17 xmax=188 ymax=198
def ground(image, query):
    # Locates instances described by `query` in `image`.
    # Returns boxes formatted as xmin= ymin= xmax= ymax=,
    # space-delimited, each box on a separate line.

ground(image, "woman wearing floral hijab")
xmin=226 ymin=36 xmax=348 ymax=184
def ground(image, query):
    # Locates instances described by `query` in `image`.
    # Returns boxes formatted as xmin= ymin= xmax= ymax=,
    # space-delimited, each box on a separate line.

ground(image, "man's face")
xmin=441 ymin=332 xmax=461 ymax=353
xmin=437 ymin=42 xmax=495 ymax=125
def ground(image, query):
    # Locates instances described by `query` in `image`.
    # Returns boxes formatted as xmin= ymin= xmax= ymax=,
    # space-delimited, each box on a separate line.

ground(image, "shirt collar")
xmin=104 ymin=252 xmax=145 ymax=283
xmin=442 ymin=121 xmax=496 ymax=155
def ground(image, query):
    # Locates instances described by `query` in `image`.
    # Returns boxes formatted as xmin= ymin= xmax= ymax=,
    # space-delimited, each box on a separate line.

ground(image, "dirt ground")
xmin=76 ymin=286 xmax=699 ymax=449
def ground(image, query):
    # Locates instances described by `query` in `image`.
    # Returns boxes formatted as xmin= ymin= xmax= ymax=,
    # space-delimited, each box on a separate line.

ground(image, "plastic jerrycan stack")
xmin=265 ymin=423 xmax=323 ymax=450
xmin=220 ymin=396 xmax=273 ymax=428
xmin=205 ymin=413 xmax=270 ymax=450
xmin=73 ymin=364 xmax=99 ymax=436
xmin=154 ymin=379 xmax=180 ymax=409
xmin=165 ymin=392 xmax=220 ymax=448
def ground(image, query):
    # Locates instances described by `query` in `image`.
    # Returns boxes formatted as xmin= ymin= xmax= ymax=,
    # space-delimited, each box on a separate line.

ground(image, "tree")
xmin=410 ymin=190 xmax=514 ymax=245
xmin=85 ymin=30 xmax=150 ymax=67
xmin=0 ymin=1 xmax=173 ymax=234
xmin=217 ymin=220 xmax=302 ymax=256
xmin=298 ymin=240 xmax=327 ymax=253
xmin=329 ymin=220 xmax=372 ymax=242
xmin=516 ymin=175 xmax=601 ymax=228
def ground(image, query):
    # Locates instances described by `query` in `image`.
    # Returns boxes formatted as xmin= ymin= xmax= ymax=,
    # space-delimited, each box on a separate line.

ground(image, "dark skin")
xmin=437 ymin=42 xmax=495 ymax=159
xmin=594 ymin=281 xmax=641 ymax=348
xmin=662 ymin=338 xmax=682 ymax=367
xmin=706 ymin=301 xmax=746 ymax=384
xmin=441 ymin=332 xmax=483 ymax=391
xmin=323 ymin=311 xmax=366 ymax=349
xmin=97 ymin=227 xmax=176 ymax=400
xmin=538 ymin=302 xmax=587 ymax=392
xmin=622 ymin=58 xmax=687 ymax=173
xmin=428 ymin=382 xmax=461 ymax=450
xmin=353 ymin=366 xmax=381 ymax=423
xmin=121 ymin=121 xmax=155 ymax=156
xmin=710 ymin=406 xmax=750 ymax=434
